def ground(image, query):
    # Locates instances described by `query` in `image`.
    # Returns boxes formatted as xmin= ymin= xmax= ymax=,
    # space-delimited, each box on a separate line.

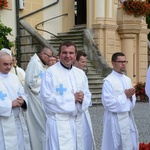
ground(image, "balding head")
xmin=39 ymin=47 xmax=52 ymax=65
xmin=0 ymin=51 xmax=12 ymax=74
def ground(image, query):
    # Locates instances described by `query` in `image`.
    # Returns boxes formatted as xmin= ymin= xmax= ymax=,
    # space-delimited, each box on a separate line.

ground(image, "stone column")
xmin=95 ymin=0 xmax=105 ymax=18
xmin=117 ymin=5 xmax=142 ymax=82
xmin=120 ymin=34 xmax=136 ymax=81
xmin=92 ymin=0 xmax=117 ymax=59
xmin=94 ymin=0 xmax=114 ymax=19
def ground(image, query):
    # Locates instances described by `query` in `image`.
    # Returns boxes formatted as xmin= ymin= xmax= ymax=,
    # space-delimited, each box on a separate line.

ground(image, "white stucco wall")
xmin=43 ymin=0 xmax=62 ymax=40
xmin=0 ymin=2 xmax=16 ymax=42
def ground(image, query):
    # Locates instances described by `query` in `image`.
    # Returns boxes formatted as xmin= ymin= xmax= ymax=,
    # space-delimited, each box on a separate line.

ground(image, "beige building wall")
xmin=92 ymin=1 xmax=148 ymax=82
xmin=62 ymin=0 xmax=74 ymax=32
xmin=31 ymin=0 xmax=74 ymax=39
xmin=0 ymin=0 xmax=15 ymax=42
xmin=20 ymin=0 xmax=43 ymax=30
xmin=0 ymin=0 xmax=148 ymax=82
xmin=137 ymin=29 xmax=148 ymax=82
xmin=92 ymin=0 xmax=118 ymax=64
xmin=0 ymin=0 xmax=44 ymax=40
xmin=43 ymin=0 xmax=63 ymax=39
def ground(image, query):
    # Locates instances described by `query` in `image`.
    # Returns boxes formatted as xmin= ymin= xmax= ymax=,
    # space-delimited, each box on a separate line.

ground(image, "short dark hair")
xmin=111 ymin=52 xmax=125 ymax=62
xmin=58 ymin=41 xmax=77 ymax=54
xmin=76 ymin=51 xmax=87 ymax=61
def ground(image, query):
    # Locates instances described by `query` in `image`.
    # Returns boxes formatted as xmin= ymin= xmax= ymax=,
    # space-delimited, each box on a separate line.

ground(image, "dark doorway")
xmin=75 ymin=0 xmax=86 ymax=25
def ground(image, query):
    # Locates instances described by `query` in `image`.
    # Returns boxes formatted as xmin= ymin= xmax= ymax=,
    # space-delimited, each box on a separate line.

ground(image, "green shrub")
xmin=0 ymin=21 xmax=14 ymax=49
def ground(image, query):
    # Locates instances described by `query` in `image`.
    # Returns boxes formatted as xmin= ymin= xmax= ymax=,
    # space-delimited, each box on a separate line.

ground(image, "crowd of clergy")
xmin=0 ymin=41 xmax=150 ymax=150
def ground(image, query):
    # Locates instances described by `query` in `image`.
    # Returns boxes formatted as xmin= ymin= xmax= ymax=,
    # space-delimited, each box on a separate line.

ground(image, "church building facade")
xmin=0 ymin=0 xmax=149 ymax=83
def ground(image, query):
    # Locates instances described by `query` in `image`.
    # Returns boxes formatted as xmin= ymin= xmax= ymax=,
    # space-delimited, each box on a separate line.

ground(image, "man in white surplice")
xmin=24 ymin=47 xmax=52 ymax=150
xmin=1 ymin=48 xmax=26 ymax=86
xmin=101 ymin=52 xmax=138 ymax=150
xmin=11 ymin=55 xmax=26 ymax=86
xmin=40 ymin=42 xmax=92 ymax=150
xmin=0 ymin=51 xmax=31 ymax=150
xmin=145 ymin=66 xmax=150 ymax=103
xmin=74 ymin=50 xmax=95 ymax=150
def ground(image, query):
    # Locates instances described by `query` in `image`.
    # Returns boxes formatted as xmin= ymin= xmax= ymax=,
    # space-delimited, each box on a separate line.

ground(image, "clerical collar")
xmin=113 ymin=70 xmax=124 ymax=76
xmin=0 ymin=72 xmax=9 ymax=78
xmin=60 ymin=62 xmax=72 ymax=70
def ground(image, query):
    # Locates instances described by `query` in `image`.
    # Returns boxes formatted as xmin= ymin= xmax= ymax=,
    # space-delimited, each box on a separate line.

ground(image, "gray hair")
xmin=0 ymin=51 xmax=12 ymax=59
xmin=1 ymin=48 xmax=12 ymax=56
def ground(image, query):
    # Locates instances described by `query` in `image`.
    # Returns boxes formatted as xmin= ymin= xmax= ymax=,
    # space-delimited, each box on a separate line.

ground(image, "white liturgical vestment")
xmin=145 ymin=66 xmax=150 ymax=103
xmin=82 ymin=109 xmax=96 ymax=150
xmin=40 ymin=62 xmax=92 ymax=150
xmin=80 ymin=76 xmax=95 ymax=150
xmin=0 ymin=72 xmax=31 ymax=150
xmin=11 ymin=66 xmax=26 ymax=86
xmin=24 ymin=53 xmax=47 ymax=150
xmin=101 ymin=70 xmax=138 ymax=150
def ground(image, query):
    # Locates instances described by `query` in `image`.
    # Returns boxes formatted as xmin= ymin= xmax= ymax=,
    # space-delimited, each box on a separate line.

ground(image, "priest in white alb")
xmin=0 ymin=51 xmax=31 ymax=150
xmin=11 ymin=55 xmax=26 ymax=86
xmin=101 ymin=52 xmax=138 ymax=150
xmin=24 ymin=47 xmax=52 ymax=150
xmin=74 ymin=50 xmax=95 ymax=150
xmin=145 ymin=66 xmax=150 ymax=103
xmin=40 ymin=41 xmax=92 ymax=150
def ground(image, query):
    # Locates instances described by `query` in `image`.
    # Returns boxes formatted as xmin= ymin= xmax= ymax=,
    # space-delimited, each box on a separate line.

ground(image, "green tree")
xmin=0 ymin=21 xmax=14 ymax=49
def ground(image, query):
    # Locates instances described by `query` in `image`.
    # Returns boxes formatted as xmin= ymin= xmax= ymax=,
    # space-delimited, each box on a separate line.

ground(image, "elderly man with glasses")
xmin=24 ymin=47 xmax=52 ymax=150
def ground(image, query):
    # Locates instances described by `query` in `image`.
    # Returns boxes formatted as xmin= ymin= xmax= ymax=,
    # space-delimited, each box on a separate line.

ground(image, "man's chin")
xmin=5 ymin=71 xmax=10 ymax=74
xmin=120 ymin=70 xmax=126 ymax=74
xmin=121 ymin=68 xmax=126 ymax=72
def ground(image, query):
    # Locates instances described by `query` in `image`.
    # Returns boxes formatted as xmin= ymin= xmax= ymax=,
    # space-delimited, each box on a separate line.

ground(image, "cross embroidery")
xmin=39 ymin=71 xmax=44 ymax=78
xmin=56 ymin=84 xmax=67 ymax=95
xmin=0 ymin=91 xmax=7 ymax=101
xmin=17 ymin=91 xmax=21 ymax=97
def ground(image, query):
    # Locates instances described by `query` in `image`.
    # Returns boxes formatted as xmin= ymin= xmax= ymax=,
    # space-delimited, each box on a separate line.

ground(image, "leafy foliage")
xmin=0 ymin=21 xmax=14 ymax=49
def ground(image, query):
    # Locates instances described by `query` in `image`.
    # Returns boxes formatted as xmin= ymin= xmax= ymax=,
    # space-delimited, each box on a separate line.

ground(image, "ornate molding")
xmin=119 ymin=34 xmax=136 ymax=39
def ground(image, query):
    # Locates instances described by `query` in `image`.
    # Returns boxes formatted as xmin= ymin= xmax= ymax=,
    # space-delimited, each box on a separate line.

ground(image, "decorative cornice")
xmin=92 ymin=23 xmax=118 ymax=30
xmin=119 ymin=34 xmax=136 ymax=39
xmin=117 ymin=24 xmax=142 ymax=34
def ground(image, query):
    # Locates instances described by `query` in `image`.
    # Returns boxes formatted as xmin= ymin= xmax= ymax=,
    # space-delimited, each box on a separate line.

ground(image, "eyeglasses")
xmin=114 ymin=61 xmax=128 ymax=64
xmin=44 ymin=53 xmax=52 ymax=58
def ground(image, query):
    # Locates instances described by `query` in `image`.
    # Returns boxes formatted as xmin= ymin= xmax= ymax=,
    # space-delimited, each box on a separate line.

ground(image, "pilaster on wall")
xmin=93 ymin=0 xmax=115 ymax=20
xmin=92 ymin=22 xmax=118 ymax=67
xmin=137 ymin=31 xmax=148 ymax=82
xmin=92 ymin=0 xmax=120 ymax=68
xmin=119 ymin=34 xmax=136 ymax=82
xmin=117 ymin=5 xmax=148 ymax=83
xmin=92 ymin=3 xmax=148 ymax=83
